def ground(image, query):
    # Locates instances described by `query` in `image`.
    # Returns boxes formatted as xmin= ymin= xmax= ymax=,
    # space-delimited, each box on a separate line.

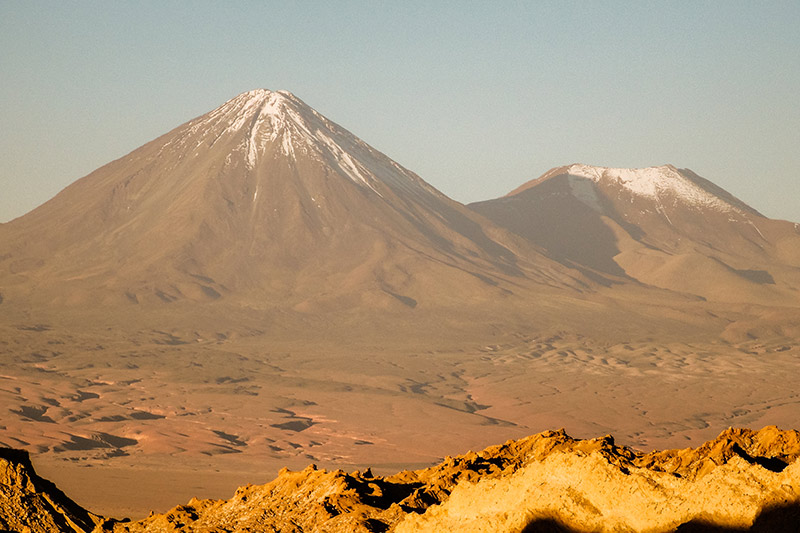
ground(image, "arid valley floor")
xmin=3 ymin=301 xmax=799 ymax=519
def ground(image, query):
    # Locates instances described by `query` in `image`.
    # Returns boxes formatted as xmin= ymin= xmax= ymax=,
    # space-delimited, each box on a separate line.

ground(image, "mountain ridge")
xmin=3 ymin=427 xmax=800 ymax=532
xmin=470 ymin=163 xmax=800 ymax=305
xmin=4 ymin=89 xmax=797 ymax=318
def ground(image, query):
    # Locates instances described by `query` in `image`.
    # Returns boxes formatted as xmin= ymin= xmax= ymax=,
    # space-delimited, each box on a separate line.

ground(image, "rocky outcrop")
xmin=102 ymin=426 xmax=800 ymax=532
xmin=105 ymin=433 xmax=547 ymax=533
xmin=398 ymin=427 xmax=800 ymax=532
xmin=4 ymin=428 xmax=800 ymax=532
xmin=0 ymin=447 xmax=102 ymax=533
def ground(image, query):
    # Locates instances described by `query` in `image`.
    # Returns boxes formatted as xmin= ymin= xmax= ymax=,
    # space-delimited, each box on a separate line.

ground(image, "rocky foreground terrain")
xmin=3 ymin=426 xmax=800 ymax=532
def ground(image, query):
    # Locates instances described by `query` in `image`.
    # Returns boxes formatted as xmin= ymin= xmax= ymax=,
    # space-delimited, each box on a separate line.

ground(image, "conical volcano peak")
xmin=1 ymin=88 xmax=572 ymax=308
xmin=222 ymin=88 xmax=302 ymax=121
xmin=170 ymin=88 xmax=378 ymax=183
xmin=565 ymin=163 xmax=741 ymax=212
xmin=199 ymin=88 xmax=309 ymax=141
xmin=174 ymin=89 xmax=435 ymax=196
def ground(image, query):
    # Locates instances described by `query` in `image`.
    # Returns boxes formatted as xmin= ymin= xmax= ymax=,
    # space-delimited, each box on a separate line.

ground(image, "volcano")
xmin=470 ymin=164 xmax=800 ymax=304
xmin=0 ymin=90 xmax=584 ymax=313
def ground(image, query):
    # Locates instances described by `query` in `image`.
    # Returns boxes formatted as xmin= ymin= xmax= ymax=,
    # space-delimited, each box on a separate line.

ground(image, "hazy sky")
xmin=2 ymin=1 xmax=799 ymax=223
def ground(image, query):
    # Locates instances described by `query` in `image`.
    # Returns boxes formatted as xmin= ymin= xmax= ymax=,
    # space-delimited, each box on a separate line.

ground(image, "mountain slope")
xmin=470 ymin=164 xmax=800 ymax=305
xmin=0 ymin=90 xmax=583 ymax=312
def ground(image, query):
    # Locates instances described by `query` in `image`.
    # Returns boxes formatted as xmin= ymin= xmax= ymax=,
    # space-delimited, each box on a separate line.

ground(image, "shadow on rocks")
xmin=521 ymin=502 xmax=800 ymax=533
xmin=521 ymin=517 xmax=583 ymax=533
xmin=676 ymin=502 xmax=800 ymax=532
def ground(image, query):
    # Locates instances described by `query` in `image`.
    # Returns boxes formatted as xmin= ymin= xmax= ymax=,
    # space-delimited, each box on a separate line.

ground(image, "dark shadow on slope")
xmin=707 ymin=257 xmax=775 ymax=285
xmin=520 ymin=502 xmax=800 ymax=532
xmin=271 ymin=419 xmax=315 ymax=432
xmin=676 ymin=502 xmax=800 ymax=532
xmin=521 ymin=517 xmax=583 ymax=532
xmin=728 ymin=442 xmax=789 ymax=473
xmin=469 ymin=175 xmax=631 ymax=279
xmin=732 ymin=268 xmax=775 ymax=285
xmin=363 ymin=518 xmax=390 ymax=532
xmin=734 ymin=269 xmax=775 ymax=285
xmin=54 ymin=432 xmax=137 ymax=451
xmin=11 ymin=405 xmax=56 ymax=423
xmin=382 ymin=288 xmax=418 ymax=308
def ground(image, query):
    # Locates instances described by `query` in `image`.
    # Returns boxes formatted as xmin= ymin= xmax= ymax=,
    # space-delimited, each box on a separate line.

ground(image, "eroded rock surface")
xmin=0 ymin=447 xmax=101 ymax=532
xmin=4 ymin=427 xmax=800 ymax=532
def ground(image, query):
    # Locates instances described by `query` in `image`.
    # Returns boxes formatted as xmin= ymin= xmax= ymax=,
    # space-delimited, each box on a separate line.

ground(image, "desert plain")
xmin=2 ymin=292 xmax=799 ymax=518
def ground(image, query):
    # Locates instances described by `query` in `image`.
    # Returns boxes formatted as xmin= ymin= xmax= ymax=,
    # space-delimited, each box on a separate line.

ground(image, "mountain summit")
xmin=0 ymin=90 xmax=579 ymax=312
xmin=544 ymin=164 xmax=760 ymax=215
xmin=169 ymin=89 xmax=429 ymax=196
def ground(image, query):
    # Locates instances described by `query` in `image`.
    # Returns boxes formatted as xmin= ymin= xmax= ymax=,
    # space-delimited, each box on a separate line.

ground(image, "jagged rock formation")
xmin=397 ymin=427 xmax=800 ymax=532
xmin=4 ymin=427 xmax=798 ymax=532
xmin=0 ymin=447 xmax=102 ymax=533
xmin=103 ymin=427 xmax=800 ymax=532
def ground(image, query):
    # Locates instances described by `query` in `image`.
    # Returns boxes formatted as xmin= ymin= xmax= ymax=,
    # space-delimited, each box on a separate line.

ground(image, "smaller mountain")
xmin=471 ymin=164 xmax=800 ymax=305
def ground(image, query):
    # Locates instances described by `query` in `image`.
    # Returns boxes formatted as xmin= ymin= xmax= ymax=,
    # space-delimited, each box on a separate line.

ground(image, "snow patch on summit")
xmin=567 ymin=164 xmax=735 ymax=212
xmin=162 ymin=89 xmax=432 ymax=199
xmin=226 ymin=90 xmax=388 ymax=196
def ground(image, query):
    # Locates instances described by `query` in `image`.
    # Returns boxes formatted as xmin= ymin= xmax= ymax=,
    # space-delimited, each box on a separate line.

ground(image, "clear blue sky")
xmin=2 ymin=1 xmax=799 ymax=222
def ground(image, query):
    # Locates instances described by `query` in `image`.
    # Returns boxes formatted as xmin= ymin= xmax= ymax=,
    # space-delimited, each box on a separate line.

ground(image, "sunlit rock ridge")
xmin=3 ymin=427 xmax=800 ymax=532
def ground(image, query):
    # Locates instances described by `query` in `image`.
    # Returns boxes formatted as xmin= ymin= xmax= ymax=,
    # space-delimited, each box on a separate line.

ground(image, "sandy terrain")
xmin=2 ymin=308 xmax=798 ymax=519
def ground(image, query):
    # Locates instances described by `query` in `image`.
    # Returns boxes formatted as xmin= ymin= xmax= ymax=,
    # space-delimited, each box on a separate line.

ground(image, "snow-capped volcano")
xmin=561 ymin=164 xmax=756 ymax=214
xmin=0 ymin=90 xmax=581 ymax=309
xmin=520 ymin=164 xmax=761 ymax=219
xmin=471 ymin=164 xmax=800 ymax=304
xmin=169 ymin=89 xmax=427 ymax=198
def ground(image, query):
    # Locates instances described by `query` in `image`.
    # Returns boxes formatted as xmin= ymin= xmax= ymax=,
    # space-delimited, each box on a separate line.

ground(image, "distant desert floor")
xmin=2 ymin=321 xmax=799 ymax=518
